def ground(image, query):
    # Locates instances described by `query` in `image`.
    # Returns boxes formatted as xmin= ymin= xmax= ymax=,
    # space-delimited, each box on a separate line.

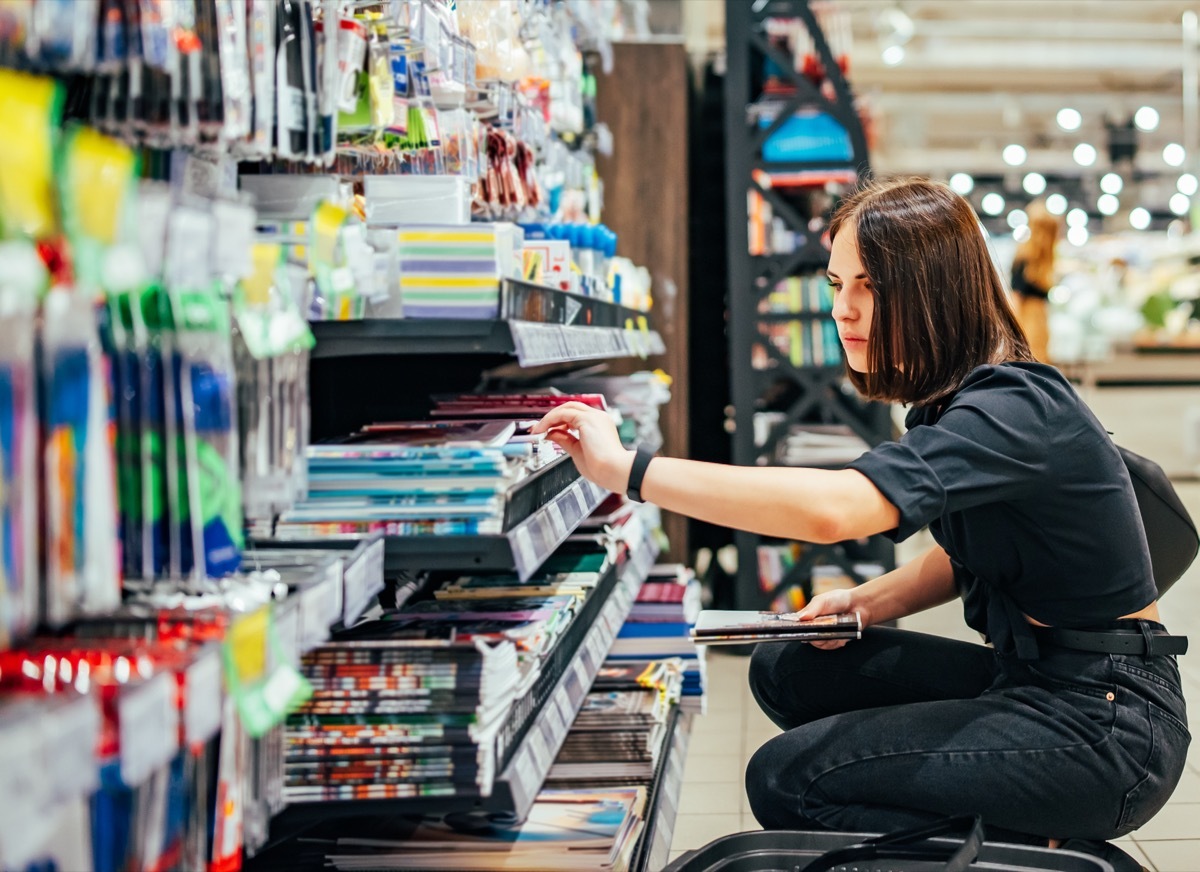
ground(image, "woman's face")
xmin=828 ymin=225 xmax=875 ymax=373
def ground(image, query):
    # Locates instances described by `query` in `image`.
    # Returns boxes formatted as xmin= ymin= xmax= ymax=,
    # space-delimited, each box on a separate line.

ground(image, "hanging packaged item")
xmin=241 ymin=0 xmax=277 ymax=160
xmin=235 ymin=243 xmax=315 ymax=525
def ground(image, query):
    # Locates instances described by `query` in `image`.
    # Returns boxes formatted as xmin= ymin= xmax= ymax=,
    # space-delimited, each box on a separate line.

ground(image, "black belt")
xmin=1033 ymin=626 xmax=1188 ymax=657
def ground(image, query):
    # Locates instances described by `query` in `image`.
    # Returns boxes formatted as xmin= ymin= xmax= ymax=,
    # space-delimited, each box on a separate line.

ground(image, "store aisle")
xmin=669 ymin=390 xmax=1200 ymax=870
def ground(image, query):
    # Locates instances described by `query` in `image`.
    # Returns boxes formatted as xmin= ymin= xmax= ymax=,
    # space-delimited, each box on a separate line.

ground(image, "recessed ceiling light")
xmin=1067 ymin=208 xmax=1089 ymax=227
xmin=1129 ymin=207 xmax=1151 ymax=230
xmin=1002 ymin=144 xmax=1027 ymax=166
xmin=949 ymin=173 xmax=974 ymax=195
xmin=1164 ymin=143 xmax=1186 ymax=167
xmin=1057 ymin=108 xmax=1082 ymax=131
xmin=1100 ymin=173 xmax=1123 ymax=195
xmin=1073 ymin=143 xmax=1097 ymax=167
xmin=1169 ymin=192 xmax=1190 ymax=215
xmin=1022 ymin=172 xmax=1046 ymax=195
xmin=1013 ymin=225 xmax=1032 ymax=243
xmin=882 ymin=45 xmax=905 ymax=65
xmin=1134 ymin=106 xmax=1160 ymax=131
xmin=1006 ymin=209 xmax=1028 ymax=228
xmin=1097 ymin=194 xmax=1119 ymax=216
xmin=981 ymin=192 xmax=1005 ymax=216
xmin=1067 ymin=226 xmax=1089 ymax=246
xmin=1179 ymin=174 xmax=1199 ymax=196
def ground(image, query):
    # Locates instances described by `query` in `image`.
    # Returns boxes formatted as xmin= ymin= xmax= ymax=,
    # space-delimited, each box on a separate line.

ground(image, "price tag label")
xmin=45 ymin=696 xmax=100 ymax=801
xmin=118 ymin=673 xmax=180 ymax=786
xmin=0 ymin=717 xmax=51 ymax=869
xmin=513 ymin=526 xmax=538 ymax=578
xmin=556 ymin=691 xmax=574 ymax=728
xmin=274 ymin=601 xmax=302 ymax=669
xmin=184 ymin=648 xmax=224 ymax=746
xmin=546 ymin=500 xmax=566 ymax=538
xmin=165 ymin=206 xmax=214 ymax=291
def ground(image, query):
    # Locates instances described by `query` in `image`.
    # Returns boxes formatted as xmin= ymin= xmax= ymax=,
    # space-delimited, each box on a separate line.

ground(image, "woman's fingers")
xmin=531 ymin=402 xmax=599 ymax=434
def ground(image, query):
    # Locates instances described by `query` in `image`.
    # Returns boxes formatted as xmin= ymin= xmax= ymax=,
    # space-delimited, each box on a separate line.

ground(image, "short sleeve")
xmin=847 ymin=370 xmax=1053 ymax=541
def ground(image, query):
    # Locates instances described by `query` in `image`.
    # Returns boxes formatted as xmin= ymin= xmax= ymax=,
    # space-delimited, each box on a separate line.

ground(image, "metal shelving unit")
xmin=724 ymin=0 xmax=895 ymax=610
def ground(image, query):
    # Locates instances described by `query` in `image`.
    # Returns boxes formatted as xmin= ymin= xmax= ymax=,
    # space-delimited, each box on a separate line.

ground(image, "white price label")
xmin=165 ymin=206 xmax=214 ymax=290
xmin=0 ymin=717 xmax=51 ymax=869
xmin=274 ymin=601 xmax=302 ymax=669
xmin=513 ymin=526 xmax=538 ymax=578
xmin=184 ymin=649 xmax=223 ymax=746
xmin=212 ymin=200 xmax=256 ymax=279
xmin=529 ymin=725 xmax=552 ymax=771
xmin=45 ymin=696 xmax=100 ymax=801
xmin=546 ymin=500 xmax=567 ymax=538
xmin=118 ymin=673 xmax=180 ymax=786
xmin=300 ymin=580 xmax=336 ymax=652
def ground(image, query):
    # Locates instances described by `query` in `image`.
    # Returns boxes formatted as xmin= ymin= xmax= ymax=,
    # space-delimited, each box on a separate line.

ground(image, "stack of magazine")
xmin=275 ymin=420 xmax=553 ymax=539
xmin=323 ymin=786 xmax=648 ymax=871
xmin=608 ymin=565 xmax=706 ymax=709
xmin=547 ymin=659 xmax=683 ymax=787
xmin=689 ymin=611 xmax=862 ymax=646
xmin=283 ymin=552 xmax=612 ymax=804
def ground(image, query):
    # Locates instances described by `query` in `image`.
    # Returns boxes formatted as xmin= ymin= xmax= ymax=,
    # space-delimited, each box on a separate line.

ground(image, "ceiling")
xmin=838 ymin=0 xmax=1200 ymax=182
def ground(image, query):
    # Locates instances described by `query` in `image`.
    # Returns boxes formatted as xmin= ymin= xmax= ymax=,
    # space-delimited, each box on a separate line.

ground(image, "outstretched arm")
xmin=532 ymin=402 xmax=900 ymax=544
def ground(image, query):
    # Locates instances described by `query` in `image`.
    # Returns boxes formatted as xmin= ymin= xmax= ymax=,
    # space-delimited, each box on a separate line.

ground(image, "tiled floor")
xmin=669 ymin=384 xmax=1200 ymax=870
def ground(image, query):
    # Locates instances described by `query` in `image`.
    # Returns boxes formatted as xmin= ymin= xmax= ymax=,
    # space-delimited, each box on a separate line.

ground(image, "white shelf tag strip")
xmin=118 ymin=672 xmax=181 ymax=787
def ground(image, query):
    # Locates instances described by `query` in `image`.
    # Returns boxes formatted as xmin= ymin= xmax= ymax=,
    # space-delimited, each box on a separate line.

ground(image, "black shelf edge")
xmin=752 ymin=160 xmax=859 ymax=173
xmin=310 ymin=279 xmax=661 ymax=366
xmin=265 ymin=533 xmax=660 ymax=837
xmin=636 ymin=708 xmax=693 ymax=872
xmin=480 ymin=537 xmax=656 ymax=817
xmin=383 ymin=477 xmax=609 ymax=581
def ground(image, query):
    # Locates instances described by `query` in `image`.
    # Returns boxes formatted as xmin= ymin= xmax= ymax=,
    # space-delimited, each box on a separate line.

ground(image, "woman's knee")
xmin=748 ymin=641 xmax=837 ymax=729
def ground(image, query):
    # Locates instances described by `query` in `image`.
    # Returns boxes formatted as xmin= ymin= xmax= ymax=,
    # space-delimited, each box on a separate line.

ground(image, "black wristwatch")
xmin=625 ymin=444 xmax=656 ymax=503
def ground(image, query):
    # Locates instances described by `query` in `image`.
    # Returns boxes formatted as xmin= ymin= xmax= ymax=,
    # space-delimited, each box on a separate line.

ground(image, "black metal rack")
xmin=724 ymin=0 xmax=894 ymax=610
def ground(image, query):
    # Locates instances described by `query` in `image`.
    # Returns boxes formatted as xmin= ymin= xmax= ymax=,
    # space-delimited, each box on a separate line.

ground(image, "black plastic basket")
xmin=664 ymin=829 xmax=1113 ymax=872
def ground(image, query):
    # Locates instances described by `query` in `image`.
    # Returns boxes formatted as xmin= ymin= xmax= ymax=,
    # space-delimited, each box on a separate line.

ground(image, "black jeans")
xmin=745 ymin=624 xmax=1190 ymax=842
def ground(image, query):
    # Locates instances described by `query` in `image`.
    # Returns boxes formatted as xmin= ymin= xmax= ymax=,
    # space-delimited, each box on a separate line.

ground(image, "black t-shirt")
xmin=847 ymin=362 xmax=1157 ymax=656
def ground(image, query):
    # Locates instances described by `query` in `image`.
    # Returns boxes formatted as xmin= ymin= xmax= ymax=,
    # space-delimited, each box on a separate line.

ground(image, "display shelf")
xmin=264 ymin=534 xmax=660 ymax=839
xmin=384 ymin=475 xmax=609 ymax=581
xmin=634 ymin=709 xmax=693 ymax=872
xmin=310 ymin=279 xmax=663 ymax=367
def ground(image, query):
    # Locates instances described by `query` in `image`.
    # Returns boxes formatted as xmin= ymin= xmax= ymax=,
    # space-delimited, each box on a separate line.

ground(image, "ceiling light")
xmin=1164 ymin=143 xmax=1186 ymax=167
xmin=1067 ymin=226 xmax=1089 ymax=246
xmin=1134 ymin=106 xmax=1160 ymax=132
xmin=1129 ymin=207 xmax=1151 ymax=230
xmin=1066 ymin=208 xmax=1088 ymax=227
xmin=1169 ymin=192 xmax=1190 ymax=215
xmin=882 ymin=45 xmax=905 ymax=65
xmin=1057 ymin=108 xmax=1082 ymax=131
xmin=1006 ymin=209 xmax=1028 ymax=229
xmin=1073 ymin=143 xmax=1097 ymax=167
xmin=1179 ymin=173 xmax=1199 ymax=196
xmin=1045 ymin=193 xmax=1068 ymax=215
xmin=1097 ymin=194 xmax=1119 ymax=216
xmin=981 ymin=192 xmax=1005 ymax=216
xmin=1022 ymin=172 xmax=1046 ymax=196
xmin=1002 ymin=144 xmax=1027 ymax=166
xmin=949 ymin=173 xmax=974 ymax=195
xmin=1100 ymin=173 xmax=1123 ymax=195
xmin=1013 ymin=225 xmax=1032 ymax=243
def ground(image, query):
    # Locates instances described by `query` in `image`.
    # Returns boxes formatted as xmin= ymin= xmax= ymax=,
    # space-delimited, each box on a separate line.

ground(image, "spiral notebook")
xmin=689 ymin=611 xmax=861 ymax=645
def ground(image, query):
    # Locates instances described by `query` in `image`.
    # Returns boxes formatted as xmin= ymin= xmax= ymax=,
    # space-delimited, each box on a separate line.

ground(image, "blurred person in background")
xmin=1010 ymin=202 xmax=1059 ymax=362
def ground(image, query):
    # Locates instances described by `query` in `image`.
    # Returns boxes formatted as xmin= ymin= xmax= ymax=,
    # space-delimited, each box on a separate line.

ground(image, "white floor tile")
xmin=675 ymin=780 xmax=744 ymax=816
xmin=1134 ymin=838 xmax=1200 ymax=871
xmin=680 ymin=752 xmax=744 ymax=784
xmin=1168 ymin=767 xmax=1200 ymax=803
xmin=1129 ymin=803 xmax=1200 ymax=841
xmin=670 ymin=813 xmax=744 ymax=851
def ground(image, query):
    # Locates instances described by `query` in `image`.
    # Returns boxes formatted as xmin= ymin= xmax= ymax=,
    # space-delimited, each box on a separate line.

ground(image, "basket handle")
xmin=802 ymin=814 xmax=985 ymax=872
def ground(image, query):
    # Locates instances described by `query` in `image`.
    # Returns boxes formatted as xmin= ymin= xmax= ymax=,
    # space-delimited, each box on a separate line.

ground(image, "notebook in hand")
xmin=690 ymin=610 xmax=861 ymax=645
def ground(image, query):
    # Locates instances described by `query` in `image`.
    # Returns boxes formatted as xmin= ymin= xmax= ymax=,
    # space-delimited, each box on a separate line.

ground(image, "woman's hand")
xmin=794 ymin=587 xmax=867 ymax=650
xmin=531 ymin=401 xmax=634 ymax=493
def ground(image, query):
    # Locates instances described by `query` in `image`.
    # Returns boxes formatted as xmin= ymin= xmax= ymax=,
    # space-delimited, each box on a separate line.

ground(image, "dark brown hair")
xmin=828 ymin=177 xmax=1034 ymax=405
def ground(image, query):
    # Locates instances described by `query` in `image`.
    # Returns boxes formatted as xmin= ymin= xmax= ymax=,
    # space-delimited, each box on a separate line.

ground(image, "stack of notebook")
xmin=607 ymin=565 xmax=707 ymax=708
xmin=275 ymin=420 xmax=555 ymax=539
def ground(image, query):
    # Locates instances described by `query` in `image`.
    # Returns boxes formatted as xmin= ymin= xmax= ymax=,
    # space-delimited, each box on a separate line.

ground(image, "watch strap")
xmin=625 ymin=444 xmax=656 ymax=503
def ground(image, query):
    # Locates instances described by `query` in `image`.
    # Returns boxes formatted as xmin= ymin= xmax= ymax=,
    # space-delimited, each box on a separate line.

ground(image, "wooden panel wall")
xmin=596 ymin=40 xmax=691 ymax=561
